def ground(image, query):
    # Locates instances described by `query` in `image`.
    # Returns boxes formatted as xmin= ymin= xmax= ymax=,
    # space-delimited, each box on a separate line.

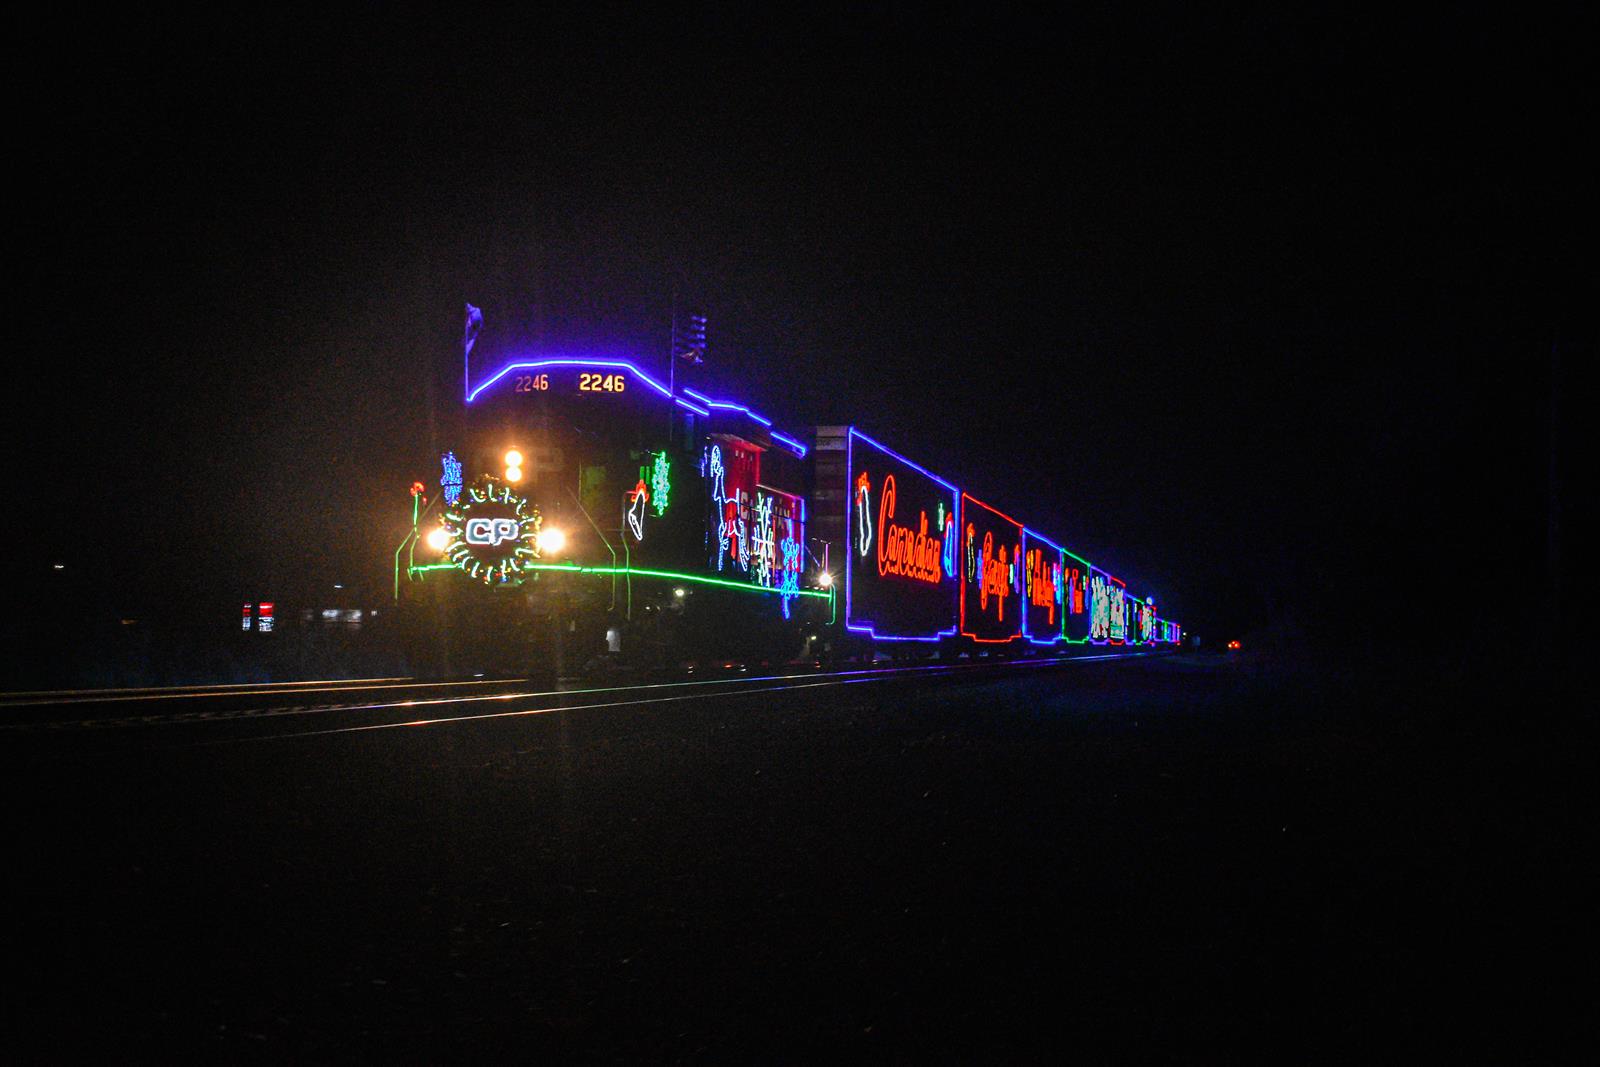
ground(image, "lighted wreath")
xmin=440 ymin=476 xmax=542 ymax=584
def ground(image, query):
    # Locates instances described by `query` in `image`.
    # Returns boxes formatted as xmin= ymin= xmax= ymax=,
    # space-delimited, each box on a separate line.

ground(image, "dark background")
xmin=5 ymin=8 xmax=1588 ymax=673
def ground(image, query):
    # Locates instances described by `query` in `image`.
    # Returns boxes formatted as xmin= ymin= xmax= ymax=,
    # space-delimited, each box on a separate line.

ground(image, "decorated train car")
xmin=395 ymin=352 xmax=1180 ymax=677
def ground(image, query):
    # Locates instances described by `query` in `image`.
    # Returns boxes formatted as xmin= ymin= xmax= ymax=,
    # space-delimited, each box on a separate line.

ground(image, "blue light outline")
xmin=1021 ymin=528 xmax=1068 ymax=646
xmin=844 ymin=428 xmax=961 ymax=643
xmin=767 ymin=431 xmax=808 ymax=458
xmin=683 ymin=387 xmax=773 ymax=425
xmin=682 ymin=387 xmax=808 ymax=458
xmin=464 ymin=358 xmax=811 ymax=458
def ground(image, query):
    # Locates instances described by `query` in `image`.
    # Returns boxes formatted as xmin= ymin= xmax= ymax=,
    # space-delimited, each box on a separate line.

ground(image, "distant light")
xmin=817 ymin=571 xmax=833 ymax=588
xmin=536 ymin=527 xmax=566 ymax=555
xmin=673 ymin=587 xmax=686 ymax=598
xmin=504 ymin=449 xmax=523 ymax=468
xmin=52 ymin=563 xmax=65 ymax=571
xmin=1228 ymin=639 xmax=1242 ymax=650
xmin=505 ymin=465 xmax=523 ymax=483
xmin=425 ymin=526 xmax=452 ymax=552
xmin=333 ymin=583 xmax=344 ymax=589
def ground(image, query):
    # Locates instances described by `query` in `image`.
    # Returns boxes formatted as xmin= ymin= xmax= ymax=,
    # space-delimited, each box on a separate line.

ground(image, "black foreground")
xmin=3 ymin=655 xmax=1575 ymax=1060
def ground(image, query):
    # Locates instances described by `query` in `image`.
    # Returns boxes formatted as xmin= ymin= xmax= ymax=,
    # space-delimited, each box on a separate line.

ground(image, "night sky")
xmin=9 ymin=9 xmax=1587 ymax=663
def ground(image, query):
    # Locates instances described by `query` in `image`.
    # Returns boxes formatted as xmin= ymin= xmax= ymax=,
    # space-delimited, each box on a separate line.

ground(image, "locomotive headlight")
xmin=425 ymin=526 xmax=451 ymax=552
xmin=536 ymin=526 xmax=566 ymax=555
xmin=504 ymin=449 xmax=523 ymax=468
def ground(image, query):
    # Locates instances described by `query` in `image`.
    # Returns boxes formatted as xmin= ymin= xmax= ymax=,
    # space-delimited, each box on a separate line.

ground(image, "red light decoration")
xmin=626 ymin=478 xmax=649 ymax=541
xmin=960 ymin=493 xmax=1024 ymax=643
xmin=875 ymin=474 xmax=944 ymax=584
xmin=1025 ymin=547 xmax=1058 ymax=627
xmin=979 ymin=532 xmax=1011 ymax=620
xmin=844 ymin=429 xmax=961 ymax=643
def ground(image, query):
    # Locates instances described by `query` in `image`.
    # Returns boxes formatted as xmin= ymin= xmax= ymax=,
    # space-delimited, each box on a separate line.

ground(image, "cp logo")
xmin=465 ymin=517 xmax=521 ymax=546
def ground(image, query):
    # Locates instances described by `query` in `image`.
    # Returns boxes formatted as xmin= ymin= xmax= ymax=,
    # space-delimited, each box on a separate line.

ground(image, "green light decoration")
xmin=649 ymin=451 xmax=670 ymax=516
xmin=440 ymin=476 xmax=542 ymax=584
xmin=408 ymin=560 xmax=830 ymax=601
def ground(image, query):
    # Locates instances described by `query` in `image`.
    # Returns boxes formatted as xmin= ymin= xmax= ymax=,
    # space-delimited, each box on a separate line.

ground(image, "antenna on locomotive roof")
xmin=463 ymin=301 xmax=484 ymax=402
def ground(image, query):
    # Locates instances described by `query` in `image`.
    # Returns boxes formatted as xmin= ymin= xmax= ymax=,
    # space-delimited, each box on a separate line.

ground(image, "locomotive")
xmin=395 ymin=347 xmax=1179 ymax=679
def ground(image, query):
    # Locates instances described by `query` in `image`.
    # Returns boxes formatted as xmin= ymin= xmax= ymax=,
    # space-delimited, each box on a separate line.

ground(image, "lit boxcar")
xmin=817 ymin=427 xmax=961 ymax=649
xmin=959 ymin=493 xmax=1025 ymax=647
xmin=1021 ymin=529 xmax=1067 ymax=648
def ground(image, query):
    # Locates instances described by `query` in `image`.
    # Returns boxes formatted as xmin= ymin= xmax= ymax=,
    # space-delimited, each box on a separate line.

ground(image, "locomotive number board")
xmin=508 ymin=369 xmax=630 ymax=396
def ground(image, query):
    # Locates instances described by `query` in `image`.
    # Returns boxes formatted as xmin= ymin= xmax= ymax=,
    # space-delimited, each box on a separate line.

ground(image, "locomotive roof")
xmin=466 ymin=356 xmax=808 ymax=459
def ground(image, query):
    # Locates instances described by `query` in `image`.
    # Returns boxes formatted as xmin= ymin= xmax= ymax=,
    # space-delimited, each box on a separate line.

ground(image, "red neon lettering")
xmin=875 ymin=475 xmax=943 ymax=584
xmin=1027 ymin=549 xmax=1056 ymax=625
xmin=978 ymin=532 xmax=1009 ymax=621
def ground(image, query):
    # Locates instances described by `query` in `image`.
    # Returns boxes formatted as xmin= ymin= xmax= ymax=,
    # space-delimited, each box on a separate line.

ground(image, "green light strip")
xmin=408 ymin=561 xmax=829 ymax=600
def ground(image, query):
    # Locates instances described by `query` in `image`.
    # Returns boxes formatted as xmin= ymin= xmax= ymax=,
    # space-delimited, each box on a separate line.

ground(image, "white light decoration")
xmin=440 ymin=477 xmax=542 ymax=584
xmin=626 ymin=480 xmax=649 ymax=541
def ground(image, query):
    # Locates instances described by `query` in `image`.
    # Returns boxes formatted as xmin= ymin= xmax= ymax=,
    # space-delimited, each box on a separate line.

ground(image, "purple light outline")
xmin=683 ymin=388 xmax=773 ymax=425
xmin=845 ymin=427 xmax=960 ymax=643
xmin=1021 ymin=528 xmax=1068 ymax=646
xmin=767 ymin=431 xmax=808 ymax=458
xmin=682 ymin=386 xmax=809 ymax=458
xmin=466 ymin=359 xmax=712 ymax=416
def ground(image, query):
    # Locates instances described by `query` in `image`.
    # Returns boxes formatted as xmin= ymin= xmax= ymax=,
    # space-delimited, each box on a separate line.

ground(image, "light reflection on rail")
xmin=203 ymin=653 xmax=1142 ymax=744
xmin=2 ymin=653 xmax=1149 ymax=737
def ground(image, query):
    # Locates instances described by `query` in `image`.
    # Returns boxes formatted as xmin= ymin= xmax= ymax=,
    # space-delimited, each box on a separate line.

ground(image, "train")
xmin=394 ymin=345 xmax=1180 ymax=679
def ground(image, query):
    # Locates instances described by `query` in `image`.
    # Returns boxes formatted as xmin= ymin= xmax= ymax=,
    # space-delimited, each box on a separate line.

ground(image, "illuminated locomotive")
xmin=395 ymin=352 xmax=1179 ymax=679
